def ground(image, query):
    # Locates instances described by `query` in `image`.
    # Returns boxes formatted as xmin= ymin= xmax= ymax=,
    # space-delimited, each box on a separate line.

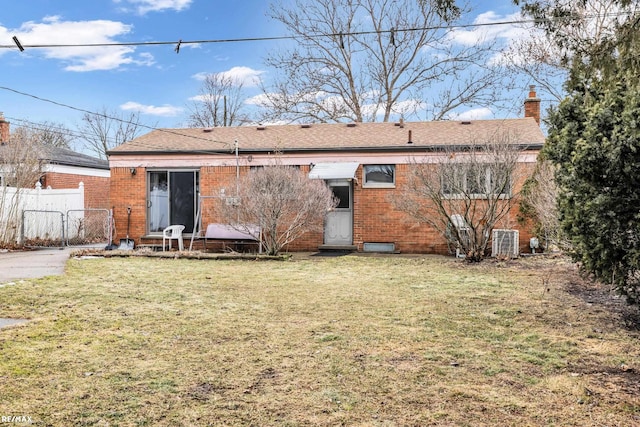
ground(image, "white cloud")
xmin=446 ymin=107 xmax=493 ymax=121
xmin=192 ymin=66 xmax=265 ymax=87
xmin=391 ymin=99 xmax=428 ymax=116
xmin=244 ymin=93 xmax=272 ymax=107
xmin=120 ymin=101 xmax=183 ymax=116
xmin=3 ymin=16 xmax=154 ymax=72
xmin=358 ymin=99 xmax=427 ymax=121
xmin=247 ymin=90 xmax=428 ymax=121
xmin=191 ymin=72 xmax=208 ymax=81
xmin=135 ymin=52 xmax=156 ymax=67
xmin=117 ymin=0 xmax=193 ymax=15
xmin=446 ymin=11 xmax=534 ymax=67
xmin=448 ymin=12 xmax=530 ymax=47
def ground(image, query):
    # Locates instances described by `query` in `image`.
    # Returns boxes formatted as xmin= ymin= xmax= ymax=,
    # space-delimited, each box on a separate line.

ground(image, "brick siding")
xmin=43 ymin=172 xmax=110 ymax=210
xmin=111 ymin=162 xmax=538 ymax=255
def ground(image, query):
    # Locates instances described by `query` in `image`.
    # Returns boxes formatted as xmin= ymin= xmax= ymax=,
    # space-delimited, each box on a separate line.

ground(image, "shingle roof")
xmin=41 ymin=146 xmax=109 ymax=170
xmin=0 ymin=143 xmax=109 ymax=170
xmin=109 ymin=118 xmax=545 ymax=155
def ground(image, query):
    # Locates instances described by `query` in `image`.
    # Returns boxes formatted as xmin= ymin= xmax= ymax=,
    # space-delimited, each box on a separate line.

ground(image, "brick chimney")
xmin=524 ymin=85 xmax=541 ymax=125
xmin=0 ymin=112 xmax=9 ymax=144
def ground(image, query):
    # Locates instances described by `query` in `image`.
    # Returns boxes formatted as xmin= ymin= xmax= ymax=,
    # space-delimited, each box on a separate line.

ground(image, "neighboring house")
xmin=107 ymin=88 xmax=545 ymax=254
xmin=0 ymin=113 xmax=110 ymax=210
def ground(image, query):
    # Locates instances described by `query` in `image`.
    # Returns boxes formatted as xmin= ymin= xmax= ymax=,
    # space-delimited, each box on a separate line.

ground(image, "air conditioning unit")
xmin=492 ymin=229 xmax=519 ymax=258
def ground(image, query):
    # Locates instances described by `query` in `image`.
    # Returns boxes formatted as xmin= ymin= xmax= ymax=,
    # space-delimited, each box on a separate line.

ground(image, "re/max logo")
xmin=0 ymin=416 xmax=32 ymax=424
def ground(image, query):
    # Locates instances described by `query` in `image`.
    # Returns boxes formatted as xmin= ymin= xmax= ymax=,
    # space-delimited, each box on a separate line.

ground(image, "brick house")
xmin=107 ymin=88 xmax=544 ymax=254
xmin=0 ymin=113 xmax=110 ymax=210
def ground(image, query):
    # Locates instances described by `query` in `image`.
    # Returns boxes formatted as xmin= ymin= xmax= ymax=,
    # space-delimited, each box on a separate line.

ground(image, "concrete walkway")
xmin=0 ymin=247 xmax=72 ymax=285
xmin=0 ymin=248 xmax=73 ymax=329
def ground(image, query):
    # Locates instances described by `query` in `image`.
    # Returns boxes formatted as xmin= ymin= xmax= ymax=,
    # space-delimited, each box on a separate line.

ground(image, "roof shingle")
xmin=109 ymin=118 xmax=545 ymax=155
xmin=0 ymin=143 xmax=108 ymax=170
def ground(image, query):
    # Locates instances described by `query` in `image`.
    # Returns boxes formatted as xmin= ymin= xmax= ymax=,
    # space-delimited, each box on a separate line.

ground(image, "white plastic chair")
xmin=163 ymin=225 xmax=185 ymax=251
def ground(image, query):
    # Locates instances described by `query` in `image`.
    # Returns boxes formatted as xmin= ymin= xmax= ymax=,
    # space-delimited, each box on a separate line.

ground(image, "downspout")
xmin=234 ymin=139 xmax=239 ymax=196
xmin=235 ymin=139 xmax=240 ymax=224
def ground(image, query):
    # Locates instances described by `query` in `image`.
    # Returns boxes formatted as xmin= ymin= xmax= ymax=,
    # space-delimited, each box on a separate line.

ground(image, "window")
xmin=466 ymin=165 xmax=487 ymax=195
xmin=441 ymin=164 xmax=510 ymax=198
xmin=331 ymin=184 xmax=350 ymax=209
xmin=489 ymin=165 xmax=511 ymax=196
xmin=148 ymin=170 xmax=199 ymax=234
xmin=363 ymin=164 xmax=395 ymax=188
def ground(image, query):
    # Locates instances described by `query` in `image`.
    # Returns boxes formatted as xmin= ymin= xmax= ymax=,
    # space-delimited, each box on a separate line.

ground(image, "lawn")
xmin=0 ymin=253 xmax=639 ymax=426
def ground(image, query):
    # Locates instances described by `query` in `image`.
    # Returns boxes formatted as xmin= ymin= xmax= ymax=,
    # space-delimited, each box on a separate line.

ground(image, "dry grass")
xmin=0 ymin=253 xmax=639 ymax=426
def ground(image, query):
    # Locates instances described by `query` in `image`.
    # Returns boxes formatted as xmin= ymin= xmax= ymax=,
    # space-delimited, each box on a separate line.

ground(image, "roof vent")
xmin=257 ymin=126 xmax=266 ymax=130
xmin=395 ymin=118 xmax=405 ymax=128
xmin=203 ymin=128 xmax=213 ymax=133
xmin=460 ymin=121 xmax=472 ymax=125
xmin=346 ymin=123 xmax=356 ymax=127
xmin=301 ymin=124 xmax=311 ymax=128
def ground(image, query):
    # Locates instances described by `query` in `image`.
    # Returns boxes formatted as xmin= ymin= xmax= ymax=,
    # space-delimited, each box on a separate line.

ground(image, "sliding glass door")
xmin=147 ymin=170 xmax=199 ymax=234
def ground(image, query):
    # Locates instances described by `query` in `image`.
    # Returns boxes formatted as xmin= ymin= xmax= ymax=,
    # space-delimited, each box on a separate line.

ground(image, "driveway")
xmin=0 ymin=247 xmax=72 ymax=284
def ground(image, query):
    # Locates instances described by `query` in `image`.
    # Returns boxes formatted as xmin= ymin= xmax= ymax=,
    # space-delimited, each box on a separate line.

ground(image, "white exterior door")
xmin=324 ymin=180 xmax=353 ymax=246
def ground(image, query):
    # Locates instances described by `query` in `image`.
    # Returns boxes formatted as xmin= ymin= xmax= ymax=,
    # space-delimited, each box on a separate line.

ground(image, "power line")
xmin=2 ymin=12 xmax=634 ymax=51
xmin=6 ymin=116 xmax=111 ymax=143
xmin=0 ymin=86 xmax=233 ymax=149
xmin=5 ymin=115 xmax=241 ymax=157
xmin=0 ymin=87 xmax=274 ymax=158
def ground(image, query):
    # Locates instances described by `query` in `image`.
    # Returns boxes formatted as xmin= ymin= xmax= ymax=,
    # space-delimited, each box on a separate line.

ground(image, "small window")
xmin=363 ymin=165 xmax=395 ymax=188
xmin=332 ymin=185 xmax=350 ymax=209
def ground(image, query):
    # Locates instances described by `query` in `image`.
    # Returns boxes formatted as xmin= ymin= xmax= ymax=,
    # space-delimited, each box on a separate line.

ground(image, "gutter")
xmin=107 ymin=143 xmax=544 ymax=157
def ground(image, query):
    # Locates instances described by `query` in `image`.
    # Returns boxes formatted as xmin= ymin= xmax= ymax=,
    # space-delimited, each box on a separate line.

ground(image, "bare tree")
xmin=217 ymin=162 xmax=337 ymax=255
xmin=29 ymin=121 xmax=74 ymax=149
xmin=187 ymin=73 xmax=250 ymax=127
xmin=394 ymin=133 xmax=526 ymax=261
xmin=259 ymin=0 xmax=504 ymax=123
xmin=419 ymin=0 xmax=461 ymax=21
xmin=78 ymin=107 xmax=146 ymax=159
xmin=519 ymin=160 xmax=566 ymax=251
xmin=0 ymin=128 xmax=47 ymax=247
xmin=506 ymin=0 xmax=640 ymax=106
xmin=501 ymin=36 xmax=568 ymax=104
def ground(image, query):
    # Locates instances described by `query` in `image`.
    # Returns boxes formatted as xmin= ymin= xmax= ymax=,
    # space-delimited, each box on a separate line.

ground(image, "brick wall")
xmin=109 ymin=167 xmax=146 ymax=242
xmin=43 ymin=172 xmax=110 ymax=210
xmin=110 ymin=161 xmax=539 ymax=254
xmin=0 ymin=114 xmax=9 ymax=143
xmin=352 ymin=164 xmax=447 ymax=254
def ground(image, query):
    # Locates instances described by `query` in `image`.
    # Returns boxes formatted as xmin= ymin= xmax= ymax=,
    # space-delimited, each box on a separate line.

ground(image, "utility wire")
xmin=1 ymin=12 xmax=634 ymax=51
xmin=6 ymin=115 xmax=243 ymax=157
xmin=6 ymin=116 xmax=117 ymax=145
xmin=1 ymin=87 xmax=273 ymax=158
xmin=0 ymin=86 xmax=233 ymax=149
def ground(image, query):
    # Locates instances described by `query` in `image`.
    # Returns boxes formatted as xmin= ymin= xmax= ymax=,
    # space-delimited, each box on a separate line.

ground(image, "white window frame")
xmin=441 ymin=164 xmax=511 ymax=199
xmin=363 ymin=164 xmax=396 ymax=188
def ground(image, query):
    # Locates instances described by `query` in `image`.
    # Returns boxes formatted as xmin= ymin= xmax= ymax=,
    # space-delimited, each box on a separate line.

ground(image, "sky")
xmin=0 ymin=0 xmax=531 ymax=152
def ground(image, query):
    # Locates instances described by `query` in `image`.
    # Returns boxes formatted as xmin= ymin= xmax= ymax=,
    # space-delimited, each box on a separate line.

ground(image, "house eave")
xmin=46 ymin=160 xmax=110 ymax=171
xmin=107 ymin=143 xmax=544 ymax=157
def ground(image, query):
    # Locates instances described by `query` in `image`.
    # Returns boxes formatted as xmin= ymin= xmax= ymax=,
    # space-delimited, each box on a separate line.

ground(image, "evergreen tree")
xmin=543 ymin=17 xmax=640 ymax=303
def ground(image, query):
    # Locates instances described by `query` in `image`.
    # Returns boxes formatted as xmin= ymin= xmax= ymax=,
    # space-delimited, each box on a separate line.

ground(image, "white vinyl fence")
xmin=0 ymin=182 xmax=84 ymax=246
